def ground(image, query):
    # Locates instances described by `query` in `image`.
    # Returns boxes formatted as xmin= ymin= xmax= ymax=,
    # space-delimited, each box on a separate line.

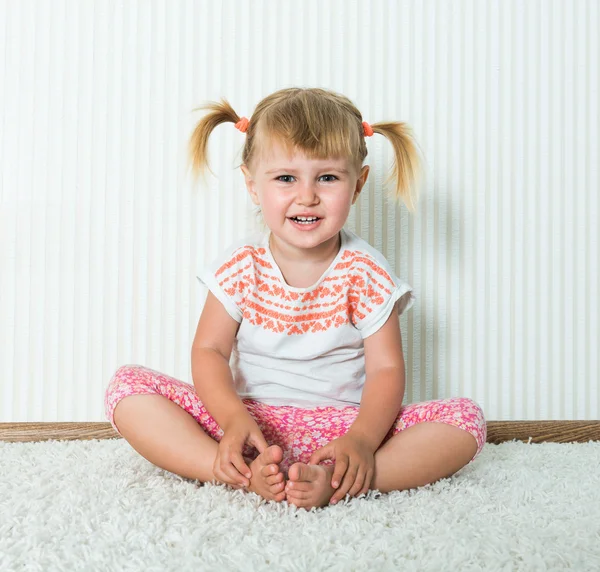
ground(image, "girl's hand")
xmin=213 ymin=416 xmax=269 ymax=489
xmin=309 ymin=434 xmax=376 ymax=504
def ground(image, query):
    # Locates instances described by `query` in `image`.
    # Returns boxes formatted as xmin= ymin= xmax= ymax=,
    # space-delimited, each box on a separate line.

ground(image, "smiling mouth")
xmin=289 ymin=216 xmax=321 ymax=224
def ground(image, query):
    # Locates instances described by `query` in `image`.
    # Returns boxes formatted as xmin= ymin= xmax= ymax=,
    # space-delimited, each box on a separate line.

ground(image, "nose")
xmin=295 ymin=180 xmax=319 ymax=206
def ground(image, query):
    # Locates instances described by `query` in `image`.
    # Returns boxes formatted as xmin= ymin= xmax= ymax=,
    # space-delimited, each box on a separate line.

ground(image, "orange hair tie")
xmin=235 ymin=117 xmax=249 ymax=133
xmin=362 ymin=121 xmax=374 ymax=137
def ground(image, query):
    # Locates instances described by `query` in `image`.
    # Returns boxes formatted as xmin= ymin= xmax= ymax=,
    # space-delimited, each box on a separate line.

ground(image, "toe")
xmin=287 ymin=491 xmax=310 ymax=508
xmin=262 ymin=445 xmax=284 ymax=465
xmin=269 ymin=481 xmax=285 ymax=493
xmin=287 ymin=489 xmax=308 ymax=500
xmin=285 ymin=480 xmax=311 ymax=493
xmin=261 ymin=464 xmax=279 ymax=478
xmin=288 ymin=462 xmax=313 ymax=483
xmin=265 ymin=473 xmax=283 ymax=486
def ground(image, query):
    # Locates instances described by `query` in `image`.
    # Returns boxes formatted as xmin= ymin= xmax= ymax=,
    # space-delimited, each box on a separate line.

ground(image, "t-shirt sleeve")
xmin=349 ymin=256 xmax=415 ymax=339
xmin=196 ymin=246 xmax=254 ymax=323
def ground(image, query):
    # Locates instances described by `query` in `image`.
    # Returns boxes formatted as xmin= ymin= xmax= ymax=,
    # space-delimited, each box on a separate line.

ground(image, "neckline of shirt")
xmin=262 ymin=227 xmax=349 ymax=293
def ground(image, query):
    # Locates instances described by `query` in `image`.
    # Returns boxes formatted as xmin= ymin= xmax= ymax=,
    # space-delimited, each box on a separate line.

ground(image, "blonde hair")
xmin=188 ymin=87 xmax=423 ymax=212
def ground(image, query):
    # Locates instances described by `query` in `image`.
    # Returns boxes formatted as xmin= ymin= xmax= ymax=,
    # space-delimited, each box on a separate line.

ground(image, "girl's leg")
xmin=106 ymin=365 xmax=226 ymax=482
xmin=105 ymin=364 xmax=287 ymax=498
xmin=371 ymin=397 xmax=486 ymax=493
xmin=112 ymin=393 xmax=219 ymax=482
xmin=286 ymin=397 xmax=486 ymax=504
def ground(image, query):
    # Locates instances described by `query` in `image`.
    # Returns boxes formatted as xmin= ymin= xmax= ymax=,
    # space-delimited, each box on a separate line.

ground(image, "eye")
xmin=319 ymin=174 xmax=338 ymax=182
xmin=276 ymin=175 xmax=295 ymax=183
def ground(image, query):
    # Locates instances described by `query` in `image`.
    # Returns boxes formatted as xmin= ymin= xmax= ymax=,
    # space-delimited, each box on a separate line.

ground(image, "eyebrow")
xmin=265 ymin=167 xmax=350 ymax=175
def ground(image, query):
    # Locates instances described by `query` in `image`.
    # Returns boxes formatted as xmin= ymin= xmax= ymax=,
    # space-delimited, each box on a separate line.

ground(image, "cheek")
xmin=326 ymin=193 xmax=353 ymax=215
xmin=259 ymin=191 xmax=287 ymax=216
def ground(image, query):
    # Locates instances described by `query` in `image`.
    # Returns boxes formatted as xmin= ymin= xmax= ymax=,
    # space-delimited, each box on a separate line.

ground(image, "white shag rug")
xmin=1 ymin=439 xmax=599 ymax=571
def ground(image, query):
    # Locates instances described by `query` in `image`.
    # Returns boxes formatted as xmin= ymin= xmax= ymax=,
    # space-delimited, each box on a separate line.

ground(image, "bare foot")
xmin=246 ymin=445 xmax=286 ymax=502
xmin=285 ymin=462 xmax=337 ymax=509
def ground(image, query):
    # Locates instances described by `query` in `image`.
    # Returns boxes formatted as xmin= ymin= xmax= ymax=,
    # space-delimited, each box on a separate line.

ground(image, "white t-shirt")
xmin=197 ymin=227 xmax=415 ymax=408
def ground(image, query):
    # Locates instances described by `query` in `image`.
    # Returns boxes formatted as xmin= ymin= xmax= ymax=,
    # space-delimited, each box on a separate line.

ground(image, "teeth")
xmin=294 ymin=216 xmax=318 ymax=221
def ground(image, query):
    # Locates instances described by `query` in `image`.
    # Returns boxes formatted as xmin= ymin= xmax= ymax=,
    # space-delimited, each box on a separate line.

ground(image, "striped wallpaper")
xmin=0 ymin=0 xmax=598 ymax=422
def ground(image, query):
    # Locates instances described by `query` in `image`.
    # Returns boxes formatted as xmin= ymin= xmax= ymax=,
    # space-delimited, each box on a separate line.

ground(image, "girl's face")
xmin=241 ymin=139 xmax=370 ymax=258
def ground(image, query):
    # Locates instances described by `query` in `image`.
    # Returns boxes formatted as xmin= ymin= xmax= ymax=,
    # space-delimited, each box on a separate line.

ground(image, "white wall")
xmin=0 ymin=0 xmax=598 ymax=422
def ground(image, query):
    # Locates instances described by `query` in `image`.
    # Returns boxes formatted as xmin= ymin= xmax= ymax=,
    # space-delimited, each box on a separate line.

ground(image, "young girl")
xmin=105 ymin=87 xmax=486 ymax=509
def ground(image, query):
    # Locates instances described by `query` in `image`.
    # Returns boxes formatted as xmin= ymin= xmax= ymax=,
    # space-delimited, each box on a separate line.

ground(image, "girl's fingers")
xmin=231 ymin=452 xmax=252 ymax=480
xmin=331 ymin=456 xmax=349 ymax=489
xmin=214 ymin=465 xmax=240 ymax=488
xmin=250 ymin=432 xmax=269 ymax=454
xmin=309 ymin=445 xmax=332 ymax=466
xmin=359 ymin=468 xmax=374 ymax=496
xmin=331 ymin=463 xmax=359 ymax=503
xmin=216 ymin=464 xmax=241 ymax=487
xmin=348 ymin=469 xmax=366 ymax=497
xmin=218 ymin=454 xmax=250 ymax=486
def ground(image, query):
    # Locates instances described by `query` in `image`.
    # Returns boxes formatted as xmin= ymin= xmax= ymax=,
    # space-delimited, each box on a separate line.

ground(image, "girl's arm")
xmin=346 ymin=303 xmax=406 ymax=451
xmin=191 ymin=291 xmax=249 ymax=428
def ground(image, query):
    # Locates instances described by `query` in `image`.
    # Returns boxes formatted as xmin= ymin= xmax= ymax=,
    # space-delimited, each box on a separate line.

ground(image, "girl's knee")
xmin=106 ymin=364 xmax=147 ymax=389
xmin=105 ymin=365 xmax=134 ymax=398
xmin=104 ymin=364 xmax=152 ymax=428
xmin=454 ymin=398 xmax=487 ymax=460
xmin=417 ymin=397 xmax=486 ymax=461
xmin=463 ymin=397 xmax=487 ymax=433
xmin=466 ymin=397 xmax=485 ymax=415
xmin=112 ymin=363 xmax=142 ymax=380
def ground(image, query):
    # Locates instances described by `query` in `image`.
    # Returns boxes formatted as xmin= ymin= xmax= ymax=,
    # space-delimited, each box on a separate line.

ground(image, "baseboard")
xmin=0 ymin=421 xmax=599 ymax=444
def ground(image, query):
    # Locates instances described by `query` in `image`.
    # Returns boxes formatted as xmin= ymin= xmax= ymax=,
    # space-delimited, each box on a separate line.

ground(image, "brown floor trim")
xmin=0 ymin=422 xmax=119 ymax=442
xmin=485 ymin=421 xmax=600 ymax=444
xmin=0 ymin=421 xmax=599 ymax=444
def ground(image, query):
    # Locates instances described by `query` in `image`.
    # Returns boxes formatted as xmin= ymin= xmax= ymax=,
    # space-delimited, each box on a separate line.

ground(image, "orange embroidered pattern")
xmin=215 ymin=246 xmax=396 ymax=335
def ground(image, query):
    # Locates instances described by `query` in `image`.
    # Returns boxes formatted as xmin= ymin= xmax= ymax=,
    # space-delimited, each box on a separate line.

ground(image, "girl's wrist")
xmin=346 ymin=427 xmax=379 ymax=453
xmin=220 ymin=405 xmax=254 ymax=432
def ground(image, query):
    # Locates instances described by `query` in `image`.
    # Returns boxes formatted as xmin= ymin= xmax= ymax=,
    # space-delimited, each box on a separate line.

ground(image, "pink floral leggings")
xmin=105 ymin=365 xmax=487 ymax=474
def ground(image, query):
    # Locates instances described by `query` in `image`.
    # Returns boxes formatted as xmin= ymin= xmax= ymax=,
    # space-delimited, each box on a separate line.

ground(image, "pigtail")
xmin=188 ymin=98 xmax=241 ymax=179
xmin=370 ymin=122 xmax=425 ymax=213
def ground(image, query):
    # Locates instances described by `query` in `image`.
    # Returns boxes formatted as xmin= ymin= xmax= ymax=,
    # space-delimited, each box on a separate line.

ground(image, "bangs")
xmin=255 ymin=95 xmax=366 ymax=166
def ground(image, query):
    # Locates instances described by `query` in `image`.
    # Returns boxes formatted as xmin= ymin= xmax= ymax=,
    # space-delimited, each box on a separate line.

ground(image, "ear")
xmin=352 ymin=165 xmax=370 ymax=205
xmin=240 ymin=164 xmax=260 ymax=206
